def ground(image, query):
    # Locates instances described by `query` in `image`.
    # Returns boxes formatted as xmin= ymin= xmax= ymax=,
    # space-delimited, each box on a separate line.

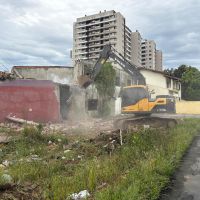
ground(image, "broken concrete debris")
xmin=0 ymin=71 xmax=14 ymax=81
xmin=0 ymin=135 xmax=12 ymax=144
xmin=6 ymin=115 xmax=39 ymax=126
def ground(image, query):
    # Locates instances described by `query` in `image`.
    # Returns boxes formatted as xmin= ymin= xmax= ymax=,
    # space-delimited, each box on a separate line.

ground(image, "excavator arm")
xmin=79 ymin=44 xmax=146 ymax=88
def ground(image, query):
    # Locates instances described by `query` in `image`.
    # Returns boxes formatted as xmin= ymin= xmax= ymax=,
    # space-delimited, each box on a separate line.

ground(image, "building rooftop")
xmin=138 ymin=67 xmax=180 ymax=81
xmin=13 ymin=66 xmax=73 ymax=69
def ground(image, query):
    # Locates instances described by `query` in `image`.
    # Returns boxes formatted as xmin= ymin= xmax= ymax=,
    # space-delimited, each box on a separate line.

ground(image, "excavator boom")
xmin=78 ymin=44 xmax=146 ymax=88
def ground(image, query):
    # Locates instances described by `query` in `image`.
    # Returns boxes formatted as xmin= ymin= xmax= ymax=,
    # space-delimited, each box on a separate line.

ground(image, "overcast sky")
xmin=0 ymin=0 xmax=199 ymax=70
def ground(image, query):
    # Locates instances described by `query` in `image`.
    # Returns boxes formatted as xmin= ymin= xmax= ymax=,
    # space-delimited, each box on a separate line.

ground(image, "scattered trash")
xmin=143 ymin=124 xmax=150 ymax=129
xmin=31 ymin=155 xmax=42 ymax=161
xmin=2 ymin=160 xmax=10 ymax=167
xmin=61 ymin=156 xmax=66 ymax=160
xmin=57 ymin=138 xmax=62 ymax=143
xmin=77 ymin=155 xmax=83 ymax=160
xmin=64 ymin=150 xmax=71 ymax=154
xmin=69 ymin=190 xmax=90 ymax=200
xmin=48 ymin=140 xmax=53 ymax=145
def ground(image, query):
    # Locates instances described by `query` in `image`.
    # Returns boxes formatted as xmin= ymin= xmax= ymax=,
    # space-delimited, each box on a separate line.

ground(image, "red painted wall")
xmin=0 ymin=80 xmax=61 ymax=123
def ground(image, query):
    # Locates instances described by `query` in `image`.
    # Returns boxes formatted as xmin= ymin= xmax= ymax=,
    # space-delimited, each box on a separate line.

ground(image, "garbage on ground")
xmin=31 ymin=155 xmax=42 ymax=161
xmin=69 ymin=190 xmax=90 ymax=200
xmin=64 ymin=150 xmax=71 ymax=154
xmin=2 ymin=160 xmax=10 ymax=167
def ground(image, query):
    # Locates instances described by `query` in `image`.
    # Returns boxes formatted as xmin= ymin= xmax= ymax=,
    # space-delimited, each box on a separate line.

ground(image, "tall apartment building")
xmin=141 ymin=40 xmax=156 ymax=70
xmin=73 ymin=10 xmax=163 ymax=73
xmin=155 ymin=50 xmax=163 ymax=71
xmin=141 ymin=40 xmax=163 ymax=71
xmin=131 ymin=31 xmax=142 ymax=67
xmin=73 ymin=10 xmax=133 ymax=64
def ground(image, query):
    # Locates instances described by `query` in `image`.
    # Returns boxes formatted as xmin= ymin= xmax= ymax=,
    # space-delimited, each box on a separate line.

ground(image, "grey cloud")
xmin=0 ymin=0 xmax=199 ymax=69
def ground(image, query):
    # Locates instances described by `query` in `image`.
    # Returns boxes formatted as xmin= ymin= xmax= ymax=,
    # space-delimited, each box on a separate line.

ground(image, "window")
xmin=115 ymin=76 xmax=120 ymax=86
xmin=166 ymin=78 xmax=171 ymax=88
xmin=88 ymin=99 xmax=98 ymax=110
xmin=127 ymin=79 xmax=131 ymax=86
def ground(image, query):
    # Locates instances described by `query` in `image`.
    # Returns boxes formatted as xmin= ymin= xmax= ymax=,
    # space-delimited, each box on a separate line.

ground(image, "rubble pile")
xmin=42 ymin=118 xmax=115 ymax=137
xmin=0 ymin=71 xmax=14 ymax=81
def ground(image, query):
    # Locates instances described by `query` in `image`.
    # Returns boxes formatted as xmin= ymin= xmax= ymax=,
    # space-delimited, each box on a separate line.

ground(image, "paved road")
xmin=160 ymin=135 xmax=200 ymax=200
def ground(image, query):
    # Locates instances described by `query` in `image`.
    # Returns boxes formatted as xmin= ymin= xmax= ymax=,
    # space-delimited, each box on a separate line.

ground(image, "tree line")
xmin=164 ymin=65 xmax=200 ymax=100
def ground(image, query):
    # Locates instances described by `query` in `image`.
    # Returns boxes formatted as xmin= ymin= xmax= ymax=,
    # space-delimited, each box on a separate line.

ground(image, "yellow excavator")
xmin=78 ymin=44 xmax=175 ymax=117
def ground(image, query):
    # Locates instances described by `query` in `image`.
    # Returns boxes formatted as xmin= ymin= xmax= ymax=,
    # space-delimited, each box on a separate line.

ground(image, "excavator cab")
xmin=121 ymin=85 xmax=151 ymax=114
xmin=121 ymin=85 xmax=169 ymax=115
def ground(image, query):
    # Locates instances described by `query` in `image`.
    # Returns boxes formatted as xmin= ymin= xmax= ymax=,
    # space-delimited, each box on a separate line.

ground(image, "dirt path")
xmin=160 ymin=134 xmax=200 ymax=200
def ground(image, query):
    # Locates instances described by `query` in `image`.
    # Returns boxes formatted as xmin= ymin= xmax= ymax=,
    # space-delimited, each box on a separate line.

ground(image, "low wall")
xmin=176 ymin=101 xmax=200 ymax=114
xmin=0 ymin=80 xmax=61 ymax=123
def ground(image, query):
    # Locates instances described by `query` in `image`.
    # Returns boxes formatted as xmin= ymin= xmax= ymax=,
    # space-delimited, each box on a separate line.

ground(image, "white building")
xmin=139 ymin=68 xmax=181 ymax=100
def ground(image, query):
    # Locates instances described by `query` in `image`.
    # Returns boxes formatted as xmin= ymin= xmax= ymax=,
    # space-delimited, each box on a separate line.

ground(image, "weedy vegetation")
xmin=0 ymin=119 xmax=200 ymax=199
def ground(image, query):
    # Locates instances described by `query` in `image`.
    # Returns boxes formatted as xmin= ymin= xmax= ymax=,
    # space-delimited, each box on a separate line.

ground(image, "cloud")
xmin=0 ymin=0 xmax=199 ymax=69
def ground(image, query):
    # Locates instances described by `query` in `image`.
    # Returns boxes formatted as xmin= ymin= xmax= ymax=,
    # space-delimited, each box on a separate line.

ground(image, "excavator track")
xmin=114 ymin=115 xmax=178 ymax=130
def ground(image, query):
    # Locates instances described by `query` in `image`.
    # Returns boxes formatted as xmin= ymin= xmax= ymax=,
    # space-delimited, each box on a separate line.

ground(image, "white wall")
xmin=140 ymin=69 xmax=181 ymax=99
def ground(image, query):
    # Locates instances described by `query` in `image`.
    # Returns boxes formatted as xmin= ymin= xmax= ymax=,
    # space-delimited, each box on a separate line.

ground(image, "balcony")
xmin=76 ymin=18 xmax=115 ymax=28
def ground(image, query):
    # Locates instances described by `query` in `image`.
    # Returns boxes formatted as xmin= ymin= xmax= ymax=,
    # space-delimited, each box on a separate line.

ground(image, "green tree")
xmin=173 ymin=64 xmax=188 ymax=78
xmin=166 ymin=64 xmax=200 ymax=100
xmin=181 ymin=66 xmax=200 ymax=100
xmin=94 ymin=62 xmax=116 ymax=116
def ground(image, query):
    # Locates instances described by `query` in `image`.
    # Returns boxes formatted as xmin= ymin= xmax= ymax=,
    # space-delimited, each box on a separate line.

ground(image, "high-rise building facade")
xmin=73 ymin=10 xmax=129 ymax=64
xmin=131 ymin=31 xmax=142 ymax=67
xmin=155 ymin=50 xmax=163 ymax=71
xmin=73 ymin=10 xmax=163 ymax=71
xmin=141 ymin=40 xmax=156 ymax=70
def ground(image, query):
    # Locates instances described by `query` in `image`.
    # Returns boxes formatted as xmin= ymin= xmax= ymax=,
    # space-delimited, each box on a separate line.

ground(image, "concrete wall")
xmin=0 ymin=80 xmax=61 ymax=123
xmin=140 ymin=69 xmax=181 ymax=99
xmin=176 ymin=101 xmax=200 ymax=114
xmin=12 ymin=66 xmax=74 ymax=85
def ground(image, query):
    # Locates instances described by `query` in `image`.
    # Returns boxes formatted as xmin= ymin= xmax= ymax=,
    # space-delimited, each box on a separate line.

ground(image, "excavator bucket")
xmin=78 ymin=75 xmax=93 ymax=88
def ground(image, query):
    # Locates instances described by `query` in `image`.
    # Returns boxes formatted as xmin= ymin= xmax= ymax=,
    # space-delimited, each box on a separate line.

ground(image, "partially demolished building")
xmin=0 ymin=79 xmax=71 ymax=123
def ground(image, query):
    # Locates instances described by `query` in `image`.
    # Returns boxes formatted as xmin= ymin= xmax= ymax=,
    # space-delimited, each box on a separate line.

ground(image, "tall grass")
xmin=1 ymin=119 xmax=200 ymax=200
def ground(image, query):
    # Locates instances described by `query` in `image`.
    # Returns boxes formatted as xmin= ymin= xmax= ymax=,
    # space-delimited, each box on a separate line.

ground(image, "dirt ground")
xmin=160 ymin=134 xmax=200 ymax=200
